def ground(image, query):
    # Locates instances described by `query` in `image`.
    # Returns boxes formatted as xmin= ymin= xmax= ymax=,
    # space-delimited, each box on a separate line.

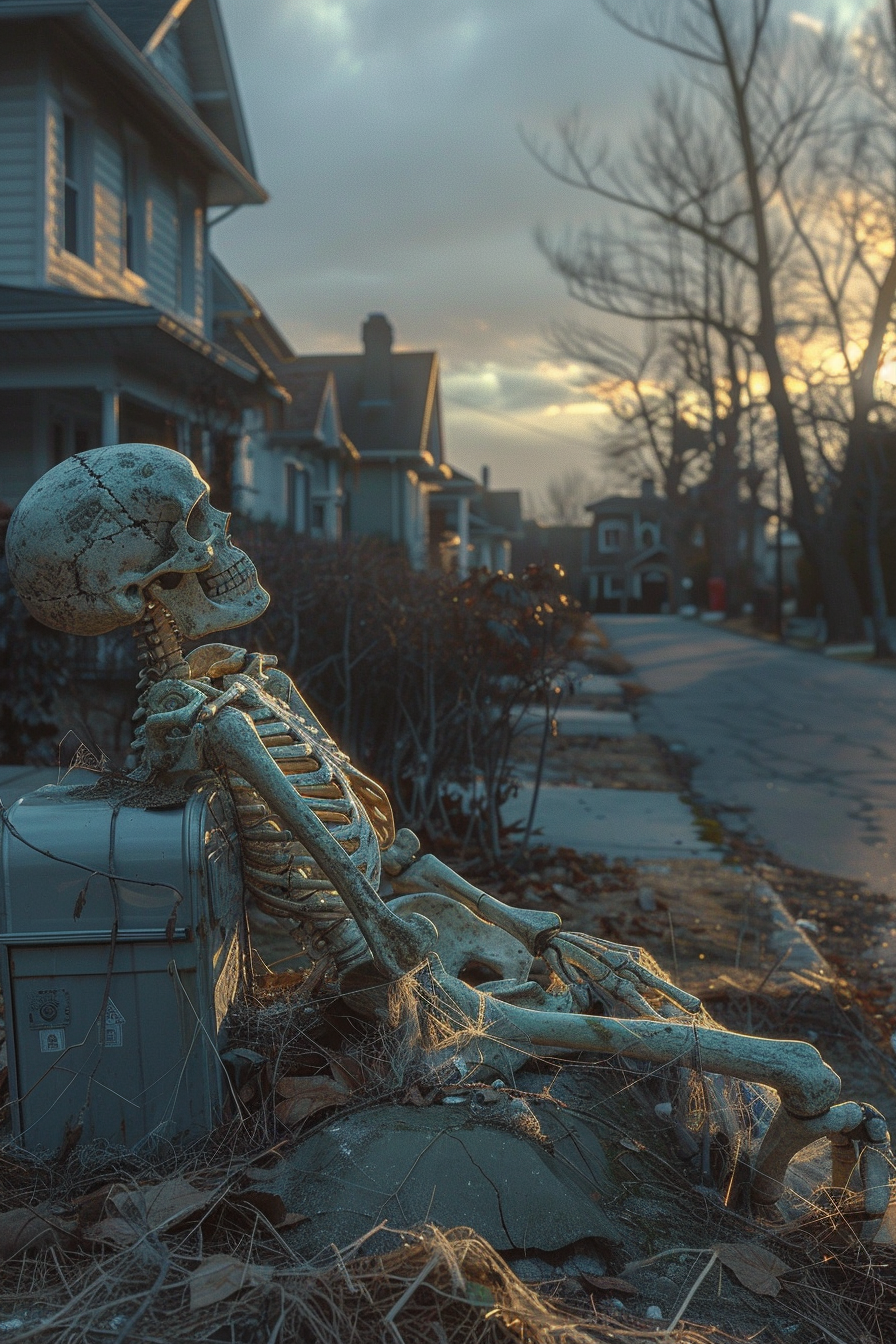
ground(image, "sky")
xmin=213 ymin=0 xmax=866 ymax=509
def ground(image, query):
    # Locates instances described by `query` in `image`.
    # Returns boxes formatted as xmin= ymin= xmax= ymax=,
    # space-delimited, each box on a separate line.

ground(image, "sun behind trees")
xmin=532 ymin=0 xmax=896 ymax=644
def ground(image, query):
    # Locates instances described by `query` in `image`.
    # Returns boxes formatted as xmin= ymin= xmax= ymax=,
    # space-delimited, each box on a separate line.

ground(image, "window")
xmin=640 ymin=523 xmax=658 ymax=549
xmin=598 ymin=520 xmax=626 ymax=553
xmin=123 ymin=136 xmax=148 ymax=275
xmin=286 ymin=464 xmax=308 ymax=533
xmin=63 ymin=114 xmax=80 ymax=255
xmin=604 ymin=574 xmax=625 ymax=597
xmin=311 ymin=502 xmax=325 ymax=535
xmin=177 ymin=184 xmax=199 ymax=314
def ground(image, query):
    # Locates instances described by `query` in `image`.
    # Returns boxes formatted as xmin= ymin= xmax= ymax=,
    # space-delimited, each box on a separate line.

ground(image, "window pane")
xmin=64 ymin=183 xmax=78 ymax=254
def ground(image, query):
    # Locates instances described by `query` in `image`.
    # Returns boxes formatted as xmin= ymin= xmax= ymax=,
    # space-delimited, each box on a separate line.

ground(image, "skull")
xmin=5 ymin=444 xmax=269 ymax=637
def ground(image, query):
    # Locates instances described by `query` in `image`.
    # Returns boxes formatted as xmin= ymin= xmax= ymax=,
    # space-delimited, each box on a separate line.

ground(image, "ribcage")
xmin=221 ymin=674 xmax=394 ymax=972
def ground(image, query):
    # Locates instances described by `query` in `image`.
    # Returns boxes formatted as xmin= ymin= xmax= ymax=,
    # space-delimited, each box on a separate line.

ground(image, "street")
xmin=602 ymin=615 xmax=896 ymax=899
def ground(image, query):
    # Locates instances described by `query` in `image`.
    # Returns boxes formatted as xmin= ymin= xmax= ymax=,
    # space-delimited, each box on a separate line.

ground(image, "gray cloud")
xmin=214 ymin=0 xmax=866 ymax=492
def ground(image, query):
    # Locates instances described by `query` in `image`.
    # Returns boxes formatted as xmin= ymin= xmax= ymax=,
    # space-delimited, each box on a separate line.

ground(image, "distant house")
xmin=513 ymin=521 xmax=590 ymax=603
xmin=0 ymin=0 xmax=280 ymax=507
xmin=584 ymin=480 xmax=672 ymax=613
xmin=287 ymin=314 xmax=451 ymax=570
xmin=427 ymin=467 xmax=523 ymax=576
xmin=210 ymin=261 xmax=358 ymax=540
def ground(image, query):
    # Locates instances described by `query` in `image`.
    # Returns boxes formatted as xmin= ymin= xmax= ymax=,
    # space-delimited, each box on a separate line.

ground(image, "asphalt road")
xmin=602 ymin=615 xmax=896 ymax=898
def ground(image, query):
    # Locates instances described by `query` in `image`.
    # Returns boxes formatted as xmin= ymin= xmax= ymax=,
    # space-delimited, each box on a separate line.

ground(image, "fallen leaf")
xmin=329 ymin=1053 xmax=366 ymax=1091
xmin=109 ymin=1178 xmax=210 ymax=1232
xmin=230 ymin=1188 xmax=306 ymax=1230
xmin=619 ymin=1138 xmax=645 ymax=1152
xmin=189 ymin=1254 xmax=274 ymax=1311
xmin=581 ymin=1274 xmax=638 ymax=1296
xmin=81 ymin=1217 xmax=138 ymax=1249
xmin=0 ymin=1208 xmax=65 ymax=1260
xmin=712 ymin=1242 xmax=788 ymax=1297
xmin=274 ymin=1075 xmax=351 ymax=1125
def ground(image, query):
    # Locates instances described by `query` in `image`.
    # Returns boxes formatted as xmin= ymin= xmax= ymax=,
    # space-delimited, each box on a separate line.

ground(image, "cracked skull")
xmin=5 ymin=443 xmax=269 ymax=637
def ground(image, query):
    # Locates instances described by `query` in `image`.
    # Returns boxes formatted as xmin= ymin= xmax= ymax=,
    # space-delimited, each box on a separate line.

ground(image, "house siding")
xmin=0 ymin=43 xmax=39 ymax=287
xmin=149 ymin=28 xmax=194 ymax=106
xmin=41 ymin=45 xmax=205 ymax=326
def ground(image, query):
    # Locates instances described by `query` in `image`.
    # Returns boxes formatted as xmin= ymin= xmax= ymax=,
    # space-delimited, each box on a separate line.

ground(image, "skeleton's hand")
xmin=540 ymin=930 xmax=701 ymax=1018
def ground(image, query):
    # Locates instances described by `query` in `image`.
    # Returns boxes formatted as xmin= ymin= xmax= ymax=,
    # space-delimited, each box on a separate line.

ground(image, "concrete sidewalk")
xmin=501 ymin=784 xmax=721 ymax=861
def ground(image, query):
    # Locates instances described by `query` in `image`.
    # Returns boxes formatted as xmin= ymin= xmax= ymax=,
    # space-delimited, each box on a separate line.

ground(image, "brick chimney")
xmin=361 ymin=313 xmax=393 ymax=405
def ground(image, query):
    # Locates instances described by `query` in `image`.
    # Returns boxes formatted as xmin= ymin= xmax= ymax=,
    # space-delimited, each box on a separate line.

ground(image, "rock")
xmin=252 ymin=1100 xmax=625 ymax=1258
xmin=645 ymin=1305 xmax=664 ymax=1320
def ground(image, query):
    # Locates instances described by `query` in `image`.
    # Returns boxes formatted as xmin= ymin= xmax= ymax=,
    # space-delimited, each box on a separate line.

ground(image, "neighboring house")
xmin=467 ymin=469 xmax=523 ymax=573
xmin=210 ymin=260 xmax=357 ymax=540
xmin=0 ymin=0 xmax=279 ymax=507
xmin=584 ymin=480 xmax=672 ymax=613
xmin=292 ymin=314 xmax=450 ymax=571
xmin=428 ymin=467 xmax=523 ymax=577
xmin=513 ymin=520 xmax=590 ymax=603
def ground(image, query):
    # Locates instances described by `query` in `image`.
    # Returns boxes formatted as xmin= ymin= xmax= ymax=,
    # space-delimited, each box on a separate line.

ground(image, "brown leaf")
xmin=274 ymin=1075 xmax=350 ymax=1125
xmin=329 ymin=1053 xmax=366 ymax=1091
xmin=82 ymin=1216 xmax=138 ymax=1249
xmin=108 ymin=1178 xmax=210 ymax=1233
xmin=0 ymin=1208 xmax=64 ymax=1260
xmin=188 ymin=1255 xmax=274 ymax=1311
xmin=580 ymin=1274 xmax=638 ymax=1296
xmin=712 ymin=1242 xmax=788 ymax=1297
xmin=230 ymin=1188 xmax=307 ymax=1230
xmin=619 ymin=1138 xmax=645 ymax=1152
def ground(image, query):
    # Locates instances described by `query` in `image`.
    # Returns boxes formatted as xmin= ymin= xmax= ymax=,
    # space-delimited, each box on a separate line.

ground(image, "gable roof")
xmin=292 ymin=350 xmax=442 ymax=463
xmin=0 ymin=0 xmax=264 ymax=204
xmin=93 ymin=0 xmax=173 ymax=47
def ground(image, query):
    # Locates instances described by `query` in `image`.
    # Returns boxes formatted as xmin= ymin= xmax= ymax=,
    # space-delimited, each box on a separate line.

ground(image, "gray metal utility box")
xmin=0 ymin=782 xmax=245 ymax=1153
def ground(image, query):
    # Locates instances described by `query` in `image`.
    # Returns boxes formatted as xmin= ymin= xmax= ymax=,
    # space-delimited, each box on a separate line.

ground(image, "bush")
xmin=238 ymin=529 xmax=583 ymax=851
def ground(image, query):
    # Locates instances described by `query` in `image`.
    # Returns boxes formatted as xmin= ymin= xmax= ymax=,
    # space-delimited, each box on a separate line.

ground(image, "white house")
xmin=0 ymin=0 xmax=282 ymax=507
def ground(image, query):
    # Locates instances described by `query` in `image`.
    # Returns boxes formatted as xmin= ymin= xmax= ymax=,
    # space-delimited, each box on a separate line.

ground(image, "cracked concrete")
xmin=602 ymin=615 xmax=896 ymax=901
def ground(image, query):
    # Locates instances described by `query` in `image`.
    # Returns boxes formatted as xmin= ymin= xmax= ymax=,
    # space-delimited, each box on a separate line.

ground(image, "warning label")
xmin=99 ymin=1001 xmax=125 ymax=1049
xmin=39 ymin=1028 xmax=66 ymax=1053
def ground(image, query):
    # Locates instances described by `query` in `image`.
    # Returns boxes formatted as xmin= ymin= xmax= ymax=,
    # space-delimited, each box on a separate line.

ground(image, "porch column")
xmin=457 ymin=497 xmax=470 ymax=579
xmin=101 ymin=390 xmax=120 ymax=446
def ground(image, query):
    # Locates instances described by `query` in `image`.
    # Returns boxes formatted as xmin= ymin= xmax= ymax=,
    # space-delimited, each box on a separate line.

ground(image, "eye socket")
xmin=186 ymin=500 xmax=211 ymax=542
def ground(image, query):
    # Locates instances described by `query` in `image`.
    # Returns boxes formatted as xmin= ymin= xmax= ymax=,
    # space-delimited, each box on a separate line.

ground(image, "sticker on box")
xmin=99 ymin=1001 xmax=125 ymax=1048
xmin=39 ymin=1028 xmax=66 ymax=1053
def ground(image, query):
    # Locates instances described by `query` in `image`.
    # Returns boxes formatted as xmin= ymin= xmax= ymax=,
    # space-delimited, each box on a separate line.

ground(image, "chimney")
xmin=641 ymin=477 xmax=655 ymax=498
xmin=481 ymin=465 xmax=491 ymax=491
xmin=361 ymin=313 xmax=393 ymax=404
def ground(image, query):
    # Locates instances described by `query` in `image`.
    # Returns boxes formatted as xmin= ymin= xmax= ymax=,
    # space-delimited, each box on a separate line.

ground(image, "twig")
xmin=665 ymin=1250 xmax=718 ymax=1334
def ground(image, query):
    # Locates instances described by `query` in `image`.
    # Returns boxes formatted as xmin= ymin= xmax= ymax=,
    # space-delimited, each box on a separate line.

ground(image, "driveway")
xmin=602 ymin=615 xmax=896 ymax=898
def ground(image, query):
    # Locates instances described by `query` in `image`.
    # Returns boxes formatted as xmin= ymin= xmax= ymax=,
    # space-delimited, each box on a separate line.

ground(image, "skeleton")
xmin=6 ymin=444 xmax=892 ymax=1238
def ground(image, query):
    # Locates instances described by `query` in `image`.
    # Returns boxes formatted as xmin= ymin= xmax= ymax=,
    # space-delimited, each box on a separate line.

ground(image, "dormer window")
xmin=598 ymin=521 xmax=626 ymax=552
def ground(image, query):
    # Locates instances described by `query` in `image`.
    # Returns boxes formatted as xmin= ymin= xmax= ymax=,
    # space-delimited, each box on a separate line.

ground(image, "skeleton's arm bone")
xmin=389 ymin=852 xmax=562 ymax=952
xmin=203 ymin=707 xmax=436 ymax=977
xmin=441 ymin=972 xmax=841 ymax=1118
xmin=390 ymin=851 xmax=700 ymax=1015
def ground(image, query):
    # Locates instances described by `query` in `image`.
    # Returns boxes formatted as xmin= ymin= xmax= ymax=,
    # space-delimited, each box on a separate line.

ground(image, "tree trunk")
xmin=865 ymin=456 xmax=892 ymax=657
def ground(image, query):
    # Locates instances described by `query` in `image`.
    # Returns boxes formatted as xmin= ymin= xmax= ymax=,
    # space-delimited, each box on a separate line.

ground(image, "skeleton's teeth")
xmin=201 ymin=556 xmax=256 ymax=600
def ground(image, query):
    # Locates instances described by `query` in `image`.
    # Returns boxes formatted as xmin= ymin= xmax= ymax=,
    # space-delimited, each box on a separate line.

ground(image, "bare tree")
xmin=535 ymin=469 xmax=596 ymax=525
xmin=532 ymin=0 xmax=896 ymax=644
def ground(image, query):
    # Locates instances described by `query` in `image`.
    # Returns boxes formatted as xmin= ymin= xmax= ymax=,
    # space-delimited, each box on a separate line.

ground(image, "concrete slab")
xmin=569 ymin=674 xmax=624 ymax=696
xmin=517 ymin=709 xmax=635 ymax=738
xmin=502 ymin=785 xmax=722 ymax=861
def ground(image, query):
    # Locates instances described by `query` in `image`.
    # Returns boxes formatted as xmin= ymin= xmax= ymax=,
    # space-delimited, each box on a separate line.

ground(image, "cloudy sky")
xmin=213 ymin=0 xmax=862 ymax=507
